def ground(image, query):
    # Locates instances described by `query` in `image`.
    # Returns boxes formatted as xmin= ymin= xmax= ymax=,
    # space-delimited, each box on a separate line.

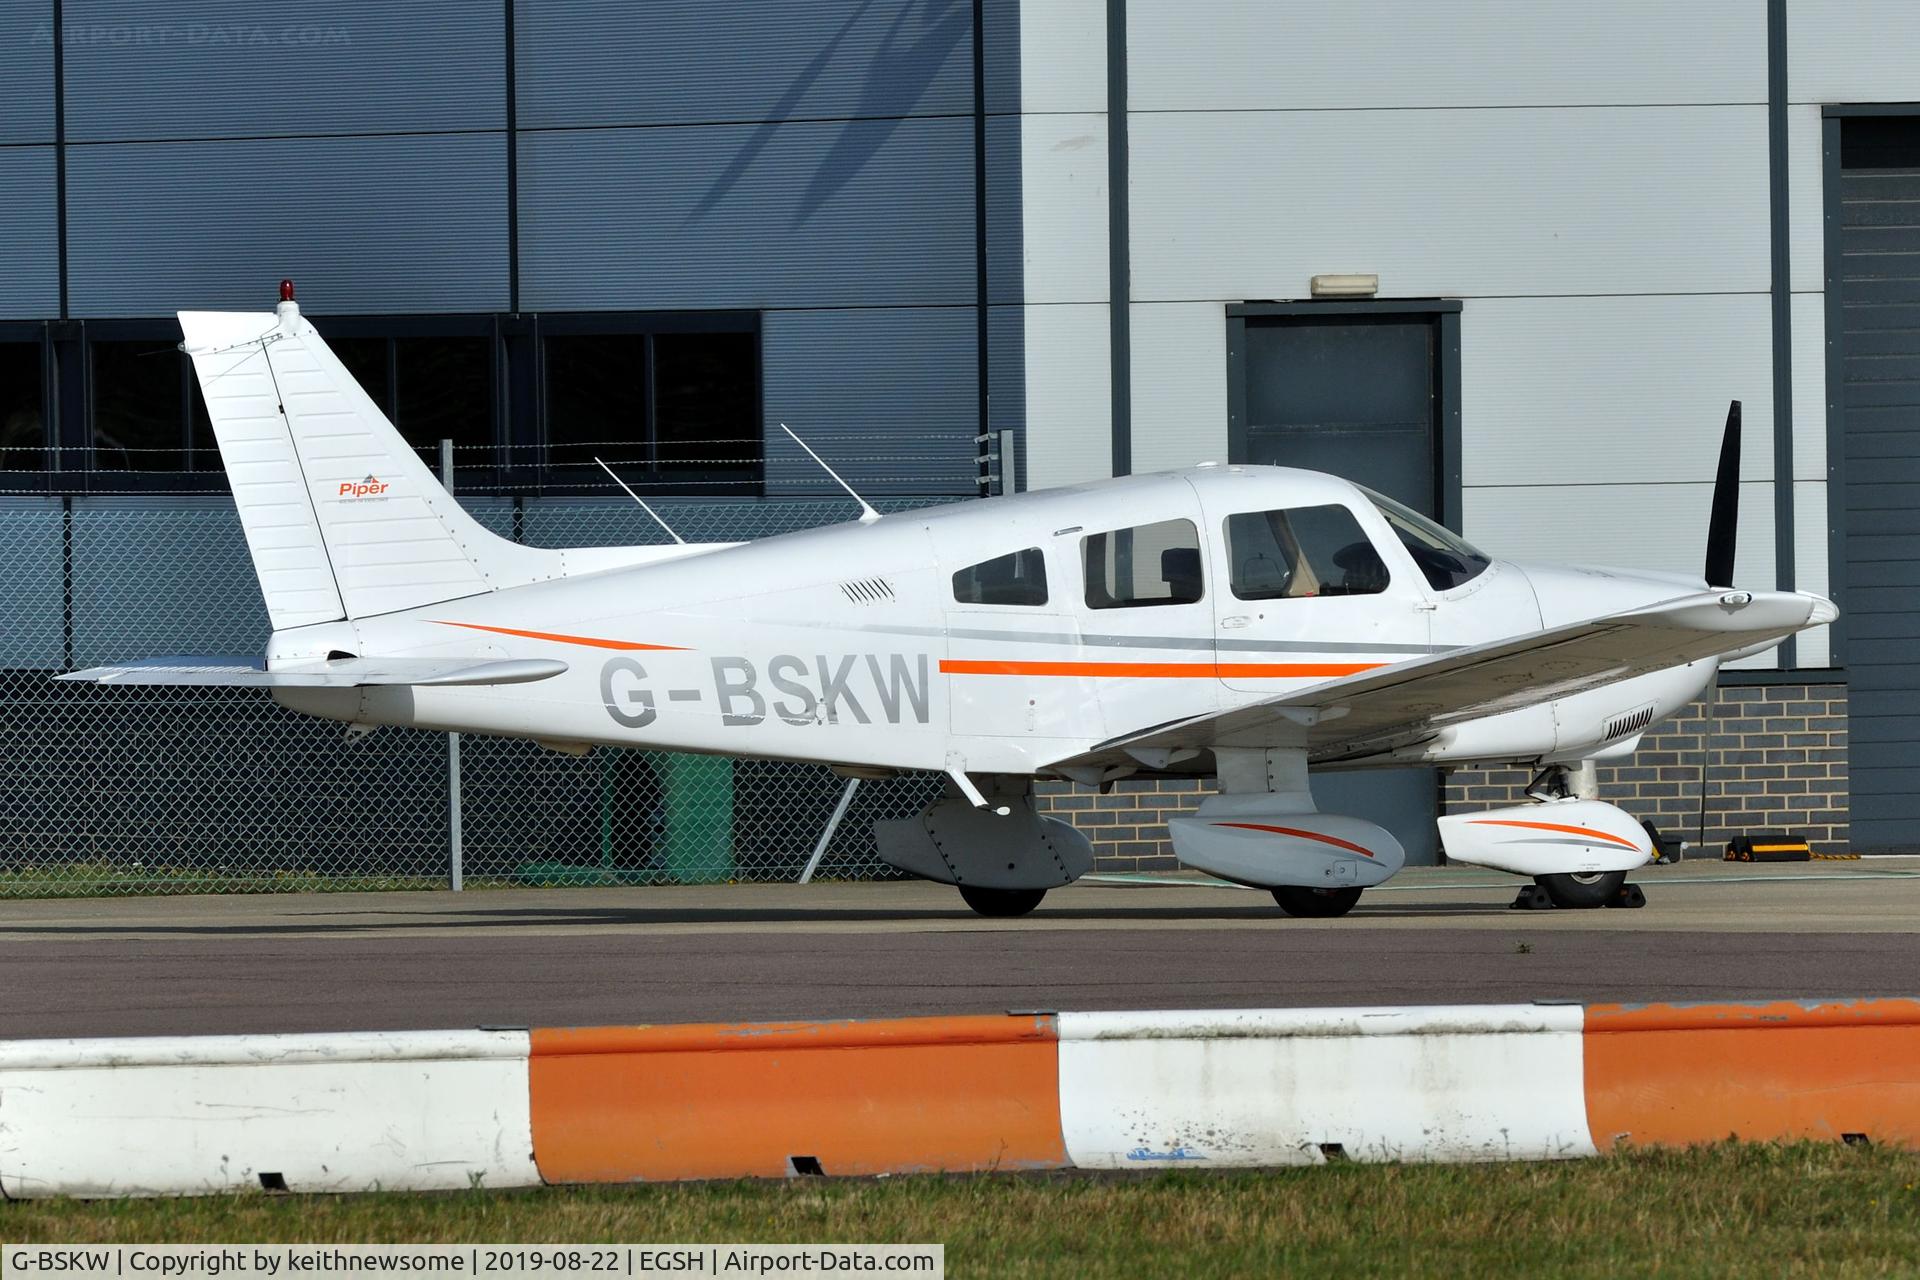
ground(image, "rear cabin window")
xmin=952 ymin=547 xmax=1048 ymax=606
xmin=1224 ymin=505 xmax=1390 ymax=600
xmin=1082 ymin=519 xmax=1204 ymax=609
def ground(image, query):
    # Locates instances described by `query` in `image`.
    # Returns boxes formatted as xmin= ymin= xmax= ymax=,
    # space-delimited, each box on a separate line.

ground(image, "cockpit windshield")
xmin=1362 ymin=488 xmax=1492 ymax=592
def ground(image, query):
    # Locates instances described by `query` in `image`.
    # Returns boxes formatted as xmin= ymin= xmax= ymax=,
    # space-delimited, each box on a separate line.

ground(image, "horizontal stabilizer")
xmin=57 ymin=656 xmax=568 ymax=688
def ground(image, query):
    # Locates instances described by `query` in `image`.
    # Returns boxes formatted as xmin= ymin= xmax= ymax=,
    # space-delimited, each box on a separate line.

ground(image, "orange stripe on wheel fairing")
xmin=1212 ymin=821 xmax=1376 ymax=859
xmin=1466 ymin=818 xmax=1642 ymax=852
xmin=431 ymin=620 xmax=686 ymax=651
xmin=940 ymin=659 xmax=1382 ymax=679
xmin=528 ymin=1016 xmax=1066 ymax=1182
xmin=1583 ymin=999 xmax=1920 ymax=1150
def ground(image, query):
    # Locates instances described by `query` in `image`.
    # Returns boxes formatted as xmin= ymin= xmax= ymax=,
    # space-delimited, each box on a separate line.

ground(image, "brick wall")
xmin=1038 ymin=682 xmax=1849 ymax=871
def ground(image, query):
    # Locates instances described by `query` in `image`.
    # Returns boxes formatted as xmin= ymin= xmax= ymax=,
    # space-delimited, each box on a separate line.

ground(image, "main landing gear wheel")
xmin=958 ymin=885 xmax=1047 ymax=918
xmin=1271 ymin=886 xmax=1364 ymax=918
xmin=1534 ymin=870 xmax=1627 ymax=910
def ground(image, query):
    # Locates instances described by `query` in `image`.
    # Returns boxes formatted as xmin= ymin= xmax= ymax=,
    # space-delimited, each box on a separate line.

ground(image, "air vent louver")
xmin=839 ymin=577 xmax=895 ymax=605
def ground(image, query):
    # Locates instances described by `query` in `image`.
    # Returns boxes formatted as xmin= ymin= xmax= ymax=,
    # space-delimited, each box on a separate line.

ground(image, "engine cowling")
xmin=1437 ymin=798 xmax=1654 ymax=877
xmin=1168 ymin=795 xmax=1405 ymax=889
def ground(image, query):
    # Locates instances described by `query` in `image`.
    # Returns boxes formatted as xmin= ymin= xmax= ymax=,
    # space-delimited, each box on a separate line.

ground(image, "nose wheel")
xmin=1271 ymin=885 xmax=1364 ymax=918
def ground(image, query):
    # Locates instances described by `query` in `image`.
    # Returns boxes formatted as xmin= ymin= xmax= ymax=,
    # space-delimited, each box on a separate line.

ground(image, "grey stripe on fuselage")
xmin=793 ymin=620 xmax=1453 ymax=656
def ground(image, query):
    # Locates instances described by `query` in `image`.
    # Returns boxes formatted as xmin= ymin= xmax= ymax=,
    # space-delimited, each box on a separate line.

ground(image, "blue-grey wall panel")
xmin=762 ymin=307 xmax=977 ymax=498
xmin=515 ymin=0 xmax=972 ymax=130
xmin=988 ymin=300 xmax=1024 ymax=435
xmin=67 ymin=134 xmax=508 ymax=316
xmin=63 ymin=0 xmax=504 ymax=142
xmin=70 ymin=499 xmax=269 ymax=666
xmin=518 ymin=119 xmax=973 ymax=311
xmin=0 ymin=147 xmax=59 ymax=318
xmin=0 ymin=499 xmax=66 ymax=668
xmin=981 ymin=0 xmax=1021 ymax=115
xmin=985 ymin=114 xmax=1023 ymax=306
xmin=521 ymin=498 xmax=957 ymax=549
xmin=1 ymin=4 xmax=54 ymax=143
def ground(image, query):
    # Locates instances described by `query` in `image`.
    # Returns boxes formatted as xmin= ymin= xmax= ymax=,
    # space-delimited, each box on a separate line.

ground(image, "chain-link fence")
xmin=0 ymin=490 xmax=959 ymax=897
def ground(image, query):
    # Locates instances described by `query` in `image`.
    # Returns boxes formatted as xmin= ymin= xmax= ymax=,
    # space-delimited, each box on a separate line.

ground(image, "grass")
xmin=5 ymin=1144 xmax=1920 ymax=1278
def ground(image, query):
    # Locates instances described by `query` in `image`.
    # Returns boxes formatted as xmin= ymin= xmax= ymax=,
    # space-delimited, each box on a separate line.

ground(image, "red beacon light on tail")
xmin=278 ymin=279 xmax=296 ymax=303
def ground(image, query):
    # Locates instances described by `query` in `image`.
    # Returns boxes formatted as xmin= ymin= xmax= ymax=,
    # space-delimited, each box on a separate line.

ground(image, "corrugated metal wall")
xmin=0 ymin=4 xmax=54 ymax=143
xmin=61 ymin=0 xmax=509 ymax=316
xmin=16 ymin=0 xmax=1017 ymax=493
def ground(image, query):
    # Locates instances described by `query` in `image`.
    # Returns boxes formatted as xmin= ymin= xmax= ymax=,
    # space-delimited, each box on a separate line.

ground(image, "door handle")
xmin=1221 ymin=615 xmax=1251 ymax=629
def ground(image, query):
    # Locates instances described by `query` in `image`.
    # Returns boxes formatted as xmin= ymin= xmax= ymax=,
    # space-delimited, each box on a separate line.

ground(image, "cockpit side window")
xmin=952 ymin=547 xmax=1048 ymax=606
xmin=1082 ymin=519 xmax=1204 ymax=609
xmin=1224 ymin=505 xmax=1390 ymax=600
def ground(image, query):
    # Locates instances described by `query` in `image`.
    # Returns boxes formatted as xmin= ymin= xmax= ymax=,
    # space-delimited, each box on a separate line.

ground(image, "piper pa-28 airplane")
xmin=67 ymin=284 xmax=1838 ymax=917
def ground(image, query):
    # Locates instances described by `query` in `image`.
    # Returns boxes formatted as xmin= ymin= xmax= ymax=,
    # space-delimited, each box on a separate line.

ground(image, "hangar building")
xmin=0 ymin=1 xmax=1914 ymax=886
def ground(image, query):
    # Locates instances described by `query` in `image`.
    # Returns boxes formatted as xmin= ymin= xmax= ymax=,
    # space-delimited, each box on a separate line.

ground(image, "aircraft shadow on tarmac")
xmin=0 ymin=899 xmax=1520 ymax=937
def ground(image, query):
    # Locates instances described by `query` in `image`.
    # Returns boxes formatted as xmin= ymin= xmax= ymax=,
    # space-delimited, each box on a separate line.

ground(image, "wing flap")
xmin=1052 ymin=589 xmax=1835 ymax=768
xmin=57 ymin=656 xmax=568 ymax=688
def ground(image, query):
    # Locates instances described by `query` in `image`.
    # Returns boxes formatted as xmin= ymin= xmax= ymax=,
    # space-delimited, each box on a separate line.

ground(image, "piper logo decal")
xmin=337 ymin=475 xmax=390 ymax=500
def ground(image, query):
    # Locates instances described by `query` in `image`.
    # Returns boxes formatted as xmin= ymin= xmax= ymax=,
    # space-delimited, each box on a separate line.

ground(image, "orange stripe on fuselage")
xmin=1466 ymin=818 xmax=1642 ymax=851
xmin=431 ymin=620 xmax=687 ymax=651
xmin=939 ymin=659 xmax=1382 ymax=679
xmin=1212 ymin=821 xmax=1376 ymax=858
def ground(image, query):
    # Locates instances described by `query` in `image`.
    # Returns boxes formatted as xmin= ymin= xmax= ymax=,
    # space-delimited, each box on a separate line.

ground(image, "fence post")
xmin=441 ymin=438 xmax=464 ymax=892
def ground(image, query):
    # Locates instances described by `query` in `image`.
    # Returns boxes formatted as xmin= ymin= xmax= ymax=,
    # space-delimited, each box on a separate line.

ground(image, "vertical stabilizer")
xmin=180 ymin=297 xmax=555 ymax=625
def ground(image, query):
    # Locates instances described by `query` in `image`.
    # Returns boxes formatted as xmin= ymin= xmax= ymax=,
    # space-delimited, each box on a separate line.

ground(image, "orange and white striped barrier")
xmin=3 ymin=999 xmax=1917 ymax=1196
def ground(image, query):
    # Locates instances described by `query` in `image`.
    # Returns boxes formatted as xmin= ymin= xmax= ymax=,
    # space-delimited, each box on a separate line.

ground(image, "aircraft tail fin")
xmin=179 ymin=295 xmax=561 ymax=629
xmin=180 ymin=290 xmax=729 ymax=631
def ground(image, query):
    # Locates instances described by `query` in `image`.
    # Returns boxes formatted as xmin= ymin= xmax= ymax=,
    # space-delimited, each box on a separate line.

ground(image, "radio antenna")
xmin=593 ymin=457 xmax=685 ymax=545
xmin=780 ymin=423 xmax=880 ymax=524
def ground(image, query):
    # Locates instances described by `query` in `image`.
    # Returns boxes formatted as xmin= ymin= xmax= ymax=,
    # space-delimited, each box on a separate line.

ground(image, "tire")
xmin=1534 ymin=870 xmax=1627 ymax=909
xmin=958 ymin=885 xmax=1047 ymax=918
xmin=1270 ymin=885 xmax=1364 ymax=918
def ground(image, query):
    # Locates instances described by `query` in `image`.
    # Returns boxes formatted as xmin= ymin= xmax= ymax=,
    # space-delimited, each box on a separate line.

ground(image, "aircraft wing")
xmin=1047 ymin=589 xmax=1836 ymax=770
xmin=56 ymin=656 xmax=568 ymax=688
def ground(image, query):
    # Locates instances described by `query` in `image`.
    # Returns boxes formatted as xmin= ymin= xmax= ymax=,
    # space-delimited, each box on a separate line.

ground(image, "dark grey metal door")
xmin=1836 ymin=116 xmax=1920 ymax=853
xmin=1229 ymin=311 xmax=1446 ymax=864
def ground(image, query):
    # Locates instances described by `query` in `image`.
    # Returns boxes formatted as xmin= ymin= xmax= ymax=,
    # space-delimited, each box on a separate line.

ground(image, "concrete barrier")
xmin=0 ymin=1030 xmax=538 ymax=1198
xmin=528 ymin=1016 xmax=1065 ymax=1182
xmin=2 ymin=999 xmax=1916 ymax=1196
xmin=1056 ymin=1005 xmax=1596 ymax=1166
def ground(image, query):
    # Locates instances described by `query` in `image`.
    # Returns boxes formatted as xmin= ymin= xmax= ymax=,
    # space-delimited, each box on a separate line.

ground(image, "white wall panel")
xmin=1789 ymin=105 xmax=1827 ymax=294
xmin=1792 ymin=292 xmax=1828 ymax=481
xmin=1021 ymin=0 xmax=1105 ymax=114
xmin=1021 ymin=113 xmax=1109 ymax=304
xmin=1463 ymin=480 xmax=1776 ymax=590
xmin=1795 ymin=480 xmax=1831 ymax=667
xmin=1130 ymin=302 xmax=1226 ymax=474
xmin=1789 ymin=0 xmax=1920 ymax=104
xmin=1024 ymin=304 xmax=1111 ymax=489
xmin=1130 ymin=0 xmax=1764 ymax=112
xmin=1461 ymin=295 xmax=1773 ymax=488
xmin=1129 ymin=107 xmax=1770 ymax=302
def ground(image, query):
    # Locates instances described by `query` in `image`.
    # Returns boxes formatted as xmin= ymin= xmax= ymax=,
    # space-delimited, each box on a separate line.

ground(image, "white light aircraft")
xmin=67 ymin=285 xmax=1838 ymax=917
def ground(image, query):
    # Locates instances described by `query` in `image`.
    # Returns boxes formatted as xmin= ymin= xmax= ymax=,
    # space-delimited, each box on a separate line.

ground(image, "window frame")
xmin=951 ymin=546 xmax=1050 ymax=608
xmin=0 ymin=323 xmax=51 ymax=482
xmin=1221 ymin=503 xmax=1394 ymax=602
xmin=1081 ymin=517 xmax=1207 ymax=611
xmin=531 ymin=310 xmax=762 ymax=500
xmin=13 ymin=311 xmax=765 ymax=498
